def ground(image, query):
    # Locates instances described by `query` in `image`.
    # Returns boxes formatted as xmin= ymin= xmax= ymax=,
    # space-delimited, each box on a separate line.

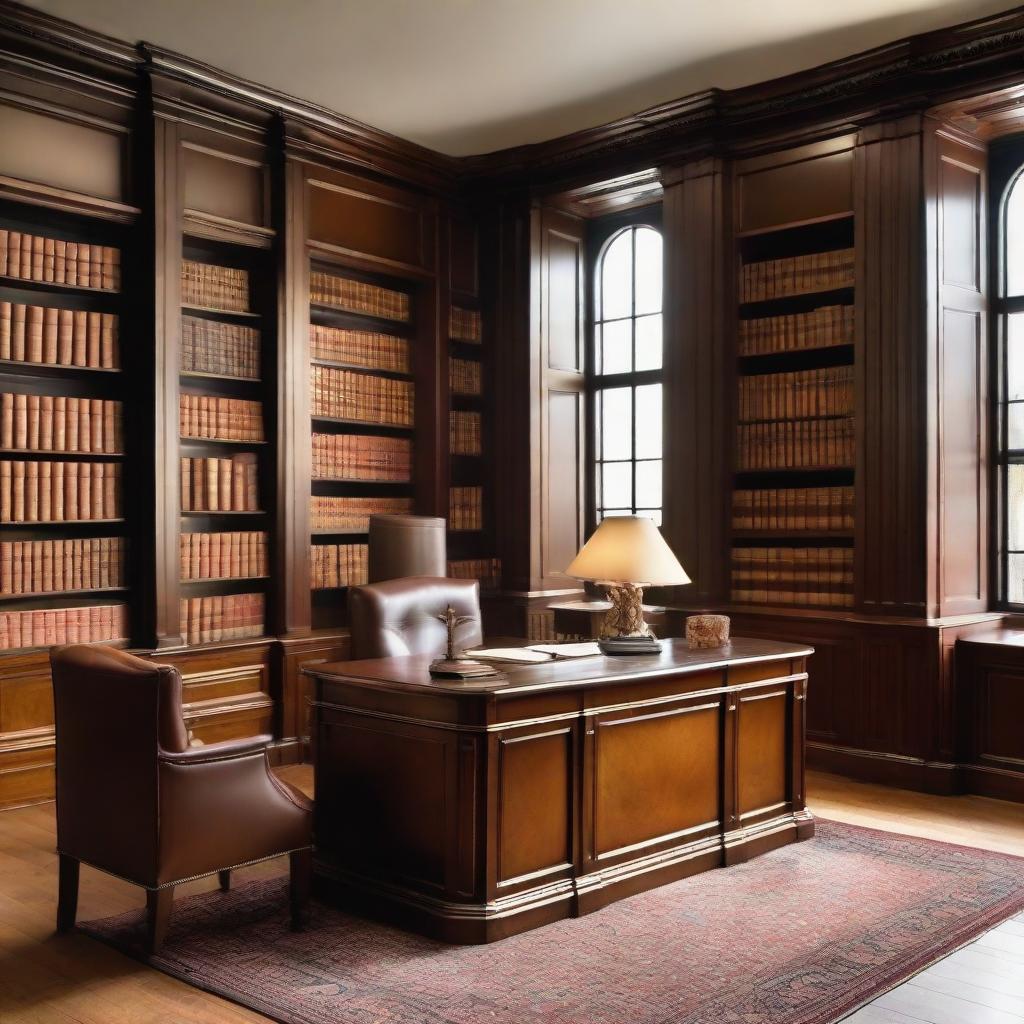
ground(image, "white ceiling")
xmin=24 ymin=0 xmax=1020 ymax=156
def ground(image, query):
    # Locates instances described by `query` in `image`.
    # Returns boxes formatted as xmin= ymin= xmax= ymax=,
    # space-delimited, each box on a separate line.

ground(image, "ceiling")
xmin=24 ymin=0 xmax=1022 ymax=156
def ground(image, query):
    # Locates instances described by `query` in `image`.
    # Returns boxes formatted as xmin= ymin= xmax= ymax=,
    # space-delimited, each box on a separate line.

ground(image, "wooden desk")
xmin=304 ymin=637 xmax=813 ymax=943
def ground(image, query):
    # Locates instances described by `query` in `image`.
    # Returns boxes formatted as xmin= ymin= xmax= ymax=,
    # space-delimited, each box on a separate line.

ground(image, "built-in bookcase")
xmin=731 ymin=212 xmax=856 ymax=610
xmin=446 ymin=298 xmax=500 ymax=590
xmin=307 ymin=256 xmax=416 ymax=629
xmin=177 ymin=237 xmax=275 ymax=645
xmin=0 ymin=202 xmax=134 ymax=651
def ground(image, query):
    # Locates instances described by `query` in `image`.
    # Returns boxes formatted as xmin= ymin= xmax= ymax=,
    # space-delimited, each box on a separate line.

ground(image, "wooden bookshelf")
xmin=308 ymin=258 xmax=417 ymax=627
xmin=177 ymin=237 xmax=276 ymax=644
xmin=731 ymin=213 xmax=856 ymax=611
xmin=0 ymin=202 xmax=133 ymax=651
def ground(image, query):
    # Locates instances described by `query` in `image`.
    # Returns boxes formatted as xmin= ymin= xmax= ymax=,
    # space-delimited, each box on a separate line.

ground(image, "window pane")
xmin=635 ymin=313 xmax=662 ymax=371
xmin=1009 ymin=464 xmax=1024 ymax=550
xmin=601 ymin=462 xmax=632 ymax=509
xmin=634 ymin=227 xmax=662 ymax=315
xmin=635 ymin=459 xmax=662 ymax=508
xmin=601 ymin=230 xmax=632 ymax=321
xmin=601 ymin=319 xmax=632 ymax=375
xmin=636 ymin=509 xmax=663 ymax=527
xmin=1008 ymin=175 xmax=1024 ymax=297
xmin=1009 ymin=315 xmax=1024 ymax=400
xmin=1010 ymin=403 xmax=1024 ymax=450
xmin=635 ymin=383 xmax=662 ymax=459
xmin=601 ymin=387 xmax=632 ymax=461
xmin=1009 ymin=553 xmax=1024 ymax=604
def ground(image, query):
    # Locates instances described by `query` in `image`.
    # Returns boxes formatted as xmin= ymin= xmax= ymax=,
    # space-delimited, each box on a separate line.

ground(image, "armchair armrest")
xmin=159 ymin=734 xmax=273 ymax=766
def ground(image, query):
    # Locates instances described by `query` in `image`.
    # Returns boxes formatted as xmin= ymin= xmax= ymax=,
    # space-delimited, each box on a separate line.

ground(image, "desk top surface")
xmin=306 ymin=636 xmax=812 ymax=698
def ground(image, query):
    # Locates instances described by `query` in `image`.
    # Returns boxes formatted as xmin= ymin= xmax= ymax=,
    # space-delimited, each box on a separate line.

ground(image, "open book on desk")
xmin=467 ymin=642 xmax=602 ymax=665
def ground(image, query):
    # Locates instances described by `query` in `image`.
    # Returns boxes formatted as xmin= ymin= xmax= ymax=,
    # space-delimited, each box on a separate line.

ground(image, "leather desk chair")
xmin=50 ymin=644 xmax=312 ymax=953
xmin=349 ymin=576 xmax=483 ymax=659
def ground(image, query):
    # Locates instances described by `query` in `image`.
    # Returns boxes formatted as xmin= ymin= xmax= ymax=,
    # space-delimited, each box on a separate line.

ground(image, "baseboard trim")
xmin=808 ymin=743 xmax=961 ymax=796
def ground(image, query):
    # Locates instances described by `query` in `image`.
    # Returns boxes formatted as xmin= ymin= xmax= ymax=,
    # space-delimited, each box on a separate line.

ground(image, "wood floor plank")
xmin=876 ymin=984 xmax=1024 ymax=1024
xmin=907 ymin=975 xmax=1024 ymax=1017
xmin=920 ymin=956 xmax=1024 ymax=999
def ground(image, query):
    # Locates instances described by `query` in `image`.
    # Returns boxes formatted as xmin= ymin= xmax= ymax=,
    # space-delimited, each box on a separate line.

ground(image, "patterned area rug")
xmin=80 ymin=820 xmax=1024 ymax=1024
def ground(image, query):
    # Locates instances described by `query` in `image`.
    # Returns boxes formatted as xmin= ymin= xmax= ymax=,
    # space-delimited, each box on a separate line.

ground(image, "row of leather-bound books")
xmin=310 ymin=271 xmax=410 ymax=323
xmin=450 ymin=410 xmax=482 ymax=455
xmin=311 ymin=365 xmax=413 ymax=427
xmin=450 ymin=306 xmax=482 ymax=343
xmin=738 ymin=304 xmax=854 ymax=357
xmin=180 ymin=455 xmax=259 ymax=513
xmin=448 ymin=557 xmax=501 ymax=590
xmin=180 ymin=531 xmax=268 ymax=581
xmin=1 ymin=537 xmax=125 ymax=595
xmin=311 ymin=543 xmax=368 ymax=589
xmin=311 ymin=495 xmax=412 ymax=533
xmin=0 ymin=229 xmax=120 ymax=291
xmin=181 ymin=316 xmax=260 ymax=379
xmin=731 ymin=546 xmax=854 ymax=607
xmin=0 ymin=302 xmax=119 ymax=368
xmin=0 ymin=603 xmax=128 ymax=650
xmin=737 ymin=417 xmax=855 ymax=470
xmin=179 ymin=395 xmax=264 ymax=442
xmin=310 ymin=323 xmax=409 ymax=374
xmin=449 ymin=357 xmax=481 ymax=395
xmin=740 ymin=248 xmax=855 ymax=304
xmin=0 ymin=393 xmax=123 ymax=453
xmin=733 ymin=486 xmax=855 ymax=532
xmin=311 ymin=432 xmax=411 ymax=482
xmin=738 ymin=366 xmax=854 ymax=422
xmin=181 ymin=260 xmax=250 ymax=313
xmin=449 ymin=486 xmax=483 ymax=531
xmin=179 ymin=593 xmax=264 ymax=646
xmin=1 ymin=461 xmax=121 ymax=522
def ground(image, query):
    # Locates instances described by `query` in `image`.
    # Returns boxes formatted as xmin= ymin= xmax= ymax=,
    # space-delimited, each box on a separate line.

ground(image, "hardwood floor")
xmin=0 ymin=767 xmax=1020 ymax=1024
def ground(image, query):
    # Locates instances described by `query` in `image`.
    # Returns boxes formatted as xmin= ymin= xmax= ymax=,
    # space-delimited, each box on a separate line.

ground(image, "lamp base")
xmin=599 ymin=635 xmax=663 ymax=656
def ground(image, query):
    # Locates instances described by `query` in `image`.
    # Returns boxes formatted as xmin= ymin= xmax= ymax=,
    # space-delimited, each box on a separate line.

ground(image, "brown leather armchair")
xmin=50 ymin=644 xmax=312 ymax=953
xmin=349 ymin=576 xmax=483 ymax=659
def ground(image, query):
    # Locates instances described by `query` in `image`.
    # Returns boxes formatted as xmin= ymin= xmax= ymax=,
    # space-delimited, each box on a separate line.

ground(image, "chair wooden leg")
xmin=146 ymin=886 xmax=174 ymax=955
xmin=289 ymin=849 xmax=312 ymax=931
xmin=218 ymin=869 xmax=231 ymax=892
xmin=56 ymin=854 xmax=79 ymax=933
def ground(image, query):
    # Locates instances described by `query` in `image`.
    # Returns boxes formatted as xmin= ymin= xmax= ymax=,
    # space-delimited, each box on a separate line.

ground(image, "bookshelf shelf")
xmin=0 ymin=449 xmax=125 ymax=458
xmin=180 ymin=370 xmax=260 ymax=384
xmin=180 ymin=575 xmax=269 ymax=585
xmin=735 ymin=211 xmax=855 ymax=239
xmin=0 ymin=276 xmax=119 ymax=297
xmin=180 ymin=510 xmax=267 ymax=517
xmin=310 ymin=414 xmax=413 ymax=432
xmin=309 ymin=303 xmax=414 ymax=337
xmin=179 ymin=436 xmax=268 ymax=446
xmin=0 ymin=360 xmax=121 ymax=379
xmin=732 ymin=530 xmax=855 ymax=541
xmin=0 ymin=586 xmax=128 ymax=604
xmin=181 ymin=303 xmax=261 ymax=321
xmin=311 ymin=476 xmax=411 ymax=486
xmin=1 ymin=518 xmax=125 ymax=526
xmin=309 ymin=357 xmax=413 ymax=381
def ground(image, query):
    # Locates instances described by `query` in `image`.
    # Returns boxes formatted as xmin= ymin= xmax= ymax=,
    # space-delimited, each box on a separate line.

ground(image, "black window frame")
xmin=585 ymin=207 xmax=665 ymax=534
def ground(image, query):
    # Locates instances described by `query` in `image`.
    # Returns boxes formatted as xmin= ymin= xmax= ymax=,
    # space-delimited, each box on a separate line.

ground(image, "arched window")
xmin=591 ymin=223 xmax=663 ymax=526
xmin=1000 ymin=166 xmax=1024 ymax=604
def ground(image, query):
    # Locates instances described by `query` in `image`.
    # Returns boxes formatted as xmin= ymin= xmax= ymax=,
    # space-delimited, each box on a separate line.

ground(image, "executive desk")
xmin=305 ymin=637 xmax=813 ymax=943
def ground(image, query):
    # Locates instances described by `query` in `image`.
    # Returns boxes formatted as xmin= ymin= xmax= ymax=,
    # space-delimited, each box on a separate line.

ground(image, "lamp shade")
xmin=565 ymin=515 xmax=691 ymax=586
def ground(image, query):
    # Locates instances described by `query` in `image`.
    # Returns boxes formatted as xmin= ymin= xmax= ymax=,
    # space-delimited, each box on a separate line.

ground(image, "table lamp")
xmin=565 ymin=515 xmax=690 ymax=654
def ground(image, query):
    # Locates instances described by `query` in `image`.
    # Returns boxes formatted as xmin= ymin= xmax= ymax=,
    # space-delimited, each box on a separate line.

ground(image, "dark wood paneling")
xmin=307 ymin=174 xmax=434 ymax=274
xmin=661 ymin=159 xmax=729 ymax=605
xmin=736 ymin=141 xmax=853 ymax=233
xmin=855 ymin=119 xmax=927 ymax=617
xmin=0 ymin=102 xmax=125 ymax=203
xmin=926 ymin=126 xmax=988 ymax=616
xmin=182 ymin=143 xmax=266 ymax=228
xmin=449 ymin=212 xmax=478 ymax=298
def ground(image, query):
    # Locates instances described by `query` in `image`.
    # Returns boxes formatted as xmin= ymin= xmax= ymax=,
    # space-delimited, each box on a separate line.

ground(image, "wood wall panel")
xmin=182 ymin=143 xmax=266 ymax=227
xmin=661 ymin=159 xmax=729 ymax=604
xmin=927 ymin=128 xmax=988 ymax=616
xmin=737 ymin=689 xmax=787 ymax=815
xmin=0 ymin=102 xmax=126 ymax=202
xmin=449 ymin=212 xmax=479 ymax=297
xmin=855 ymin=120 xmax=927 ymax=616
xmin=536 ymin=207 xmax=586 ymax=590
xmin=307 ymin=175 xmax=433 ymax=273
